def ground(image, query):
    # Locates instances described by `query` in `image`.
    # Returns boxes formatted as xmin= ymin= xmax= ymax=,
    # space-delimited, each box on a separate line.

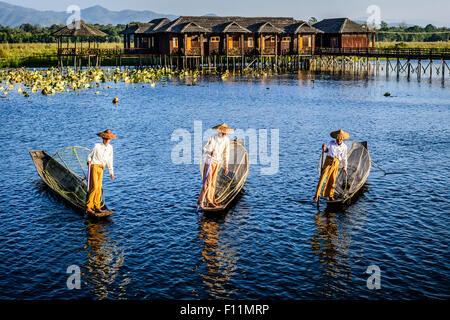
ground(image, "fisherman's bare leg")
xmin=197 ymin=163 xmax=210 ymax=206
xmin=206 ymin=163 xmax=218 ymax=207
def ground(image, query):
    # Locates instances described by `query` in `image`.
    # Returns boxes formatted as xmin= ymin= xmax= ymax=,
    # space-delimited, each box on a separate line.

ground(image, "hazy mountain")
xmin=354 ymin=17 xmax=448 ymax=28
xmin=0 ymin=1 xmax=178 ymax=27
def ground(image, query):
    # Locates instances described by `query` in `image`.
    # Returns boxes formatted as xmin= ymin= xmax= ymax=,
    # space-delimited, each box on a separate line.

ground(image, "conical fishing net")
xmin=318 ymin=140 xmax=371 ymax=200
xmin=43 ymin=146 xmax=104 ymax=208
xmin=200 ymin=139 xmax=249 ymax=205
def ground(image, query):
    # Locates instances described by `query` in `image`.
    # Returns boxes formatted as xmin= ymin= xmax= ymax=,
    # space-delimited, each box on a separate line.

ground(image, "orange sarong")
xmin=315 ymin=156 xmax=340 ymax=198
xmin=86 ymin=164 xmax=104 ymax=210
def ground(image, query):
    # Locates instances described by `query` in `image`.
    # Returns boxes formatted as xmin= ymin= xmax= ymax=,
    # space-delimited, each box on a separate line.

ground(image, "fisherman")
xmin=86 ymin=129 xmax=116 ymax=214
xmin=198 ymin=123 xmax=233 ymax=208
xmin=314 ymin=130 xmax=349 ymax=202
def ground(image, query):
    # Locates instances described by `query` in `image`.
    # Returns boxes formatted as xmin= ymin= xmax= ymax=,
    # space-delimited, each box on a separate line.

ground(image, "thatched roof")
xmin=51 ymin=20 xmax=107 ymax=37
xmin=254 ymin=22 xmax=284 ymax=33
xmin=121 ymin=16 xmax=322 ymax=35
xmin=120 ymin=18 xmax=171 ymax=35
xmin=217 ymin=21 xmax=251 ymax=33
xmin=313 ymin=18 xmax=369 ymax=33
xmin=286 ymin=21 xmax=324 ymax=34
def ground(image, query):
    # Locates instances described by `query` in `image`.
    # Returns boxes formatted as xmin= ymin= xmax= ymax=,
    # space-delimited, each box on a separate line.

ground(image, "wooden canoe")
xmin=30 ymin=147 xmax=113 ymax=218
xmin=324 ymin=141 xmax=371 ymax=206
xmin=199 ymin=139 xmax=249 ymax=212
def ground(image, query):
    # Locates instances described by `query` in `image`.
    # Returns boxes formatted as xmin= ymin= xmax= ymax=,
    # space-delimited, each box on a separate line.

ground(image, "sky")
xmin=6 ymin=0 xmax=450 ymax=25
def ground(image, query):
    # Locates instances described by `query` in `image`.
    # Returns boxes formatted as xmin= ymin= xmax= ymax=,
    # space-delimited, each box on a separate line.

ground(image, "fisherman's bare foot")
xmin=95 ymin=208 xmax=105 ymax=213
xmin=86 ymin=207 xmax=95 ymax=214
xmin=313 ymin=196 xmax=319 ymax=202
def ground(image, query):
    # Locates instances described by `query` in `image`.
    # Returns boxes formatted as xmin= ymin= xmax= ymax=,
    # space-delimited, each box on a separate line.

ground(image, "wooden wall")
xmin=341 ymin=34 xmax=370 ymax=48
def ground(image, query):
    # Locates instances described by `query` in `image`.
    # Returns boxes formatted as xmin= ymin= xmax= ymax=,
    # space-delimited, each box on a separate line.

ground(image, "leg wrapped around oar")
xmin=315 ymin=156 xmax=340 ymax=200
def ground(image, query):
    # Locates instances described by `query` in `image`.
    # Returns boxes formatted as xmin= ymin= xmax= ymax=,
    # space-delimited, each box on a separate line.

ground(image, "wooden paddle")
xmin=196 ymin=157 xmax=212 ymax=213
xmin=320 ymin=150 xmax=325 ymax=175
xmin=316 ymin=150 xmax=325 ymax=207
xmin=86 ymin=164 xmax=91 ymax=192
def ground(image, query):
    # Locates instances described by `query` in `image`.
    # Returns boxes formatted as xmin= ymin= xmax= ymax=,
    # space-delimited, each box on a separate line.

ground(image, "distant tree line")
xmin=376 ymin=22 xmax=449 ymax=42
xmin=0 ymin=23 xmax=126 ymax=43
xmin=0 ymin=21 xmax=448 ymax=43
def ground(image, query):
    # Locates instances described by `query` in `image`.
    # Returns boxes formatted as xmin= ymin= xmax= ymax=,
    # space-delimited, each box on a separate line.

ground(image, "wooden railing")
xmin=313 ymin=47 xmax=450 ymax=58
xmin=226 ymin=48 xmax=242 ymax=56
xmin=185 ymin=47 xmax=202 ymax=56
xmin=262 ymin=48 xmax=276 ymax=55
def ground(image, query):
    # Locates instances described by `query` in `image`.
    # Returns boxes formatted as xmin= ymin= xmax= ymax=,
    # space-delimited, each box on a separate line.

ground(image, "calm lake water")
xmin=0 ymin=70 xmax=449 ymax=299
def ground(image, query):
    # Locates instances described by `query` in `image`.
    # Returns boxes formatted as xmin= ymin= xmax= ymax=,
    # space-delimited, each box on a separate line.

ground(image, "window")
xmin=248 ymin=37 xmax=254 ymax=47
xmin=173 ymin=37 xmax=178 ymax=48
xmin=270 ymin=37 xmax=275 ymax=42
xmin=210 ymin=36 xmax=220 ymax=42
xmin=151 ymin=37 xmax=154 ymax=47
xmin=282 ymin=37 xmax=291 ymax=42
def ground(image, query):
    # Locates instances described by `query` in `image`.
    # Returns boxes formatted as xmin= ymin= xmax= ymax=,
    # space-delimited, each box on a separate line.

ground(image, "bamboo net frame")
xmin=200 ymin=139 xmax=249 ymax=206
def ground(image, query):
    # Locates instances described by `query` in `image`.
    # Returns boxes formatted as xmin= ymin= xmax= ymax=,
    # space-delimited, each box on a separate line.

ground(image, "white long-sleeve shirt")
xmin=87 ymin=143 xmax=114 ymax=175
xmin=326 ymin=140 xmax=348 ymax=170
xmin=203 ymin=133 xmax=230 ymax=166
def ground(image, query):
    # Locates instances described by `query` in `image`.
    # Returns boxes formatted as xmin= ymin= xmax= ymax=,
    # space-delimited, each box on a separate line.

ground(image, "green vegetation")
xmin=375 ymin=41 xmax=450 ymax=49
xmin=376 ymin=22 xmax=449 ymax=42
xmin=0 ymin=43 xmax=122 ymax=68
xmin=0 ymin=66 xmax=274 ymax=99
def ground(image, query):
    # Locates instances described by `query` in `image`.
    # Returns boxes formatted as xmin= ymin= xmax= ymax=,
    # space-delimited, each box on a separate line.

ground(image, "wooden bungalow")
xmin=120 ymin=16 xmax=322 ymax=57
xmin=313 ymin=18 xmax=375 ymax=48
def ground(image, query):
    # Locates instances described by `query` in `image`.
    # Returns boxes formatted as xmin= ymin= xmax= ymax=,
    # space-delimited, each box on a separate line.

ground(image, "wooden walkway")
xmin=313 ymin=47 xmax=450 ymax=60
xmin=57 ymin=47 xmax=450 ymax=60
xmin=55 ymin=47 xmax=450 ymax=83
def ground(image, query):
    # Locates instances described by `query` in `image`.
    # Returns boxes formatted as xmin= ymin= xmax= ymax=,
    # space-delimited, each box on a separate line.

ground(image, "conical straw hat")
xmin=330 ymin=129 xmax=350 ymax=140
xmin=96 ymin=129 xmax=117 ymax=139
xmin=212 ymin=123 xmax=234 ymax=134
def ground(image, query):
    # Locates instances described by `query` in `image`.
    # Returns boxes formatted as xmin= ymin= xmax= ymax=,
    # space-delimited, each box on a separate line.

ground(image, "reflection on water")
xmin=195 ymin=215 xmax=238 ymax=299
xmin=310 ymin=209 xmax=352 ymax=298
xmin=310 ymin=186 xmax=370 ymax=298
xmin=82 ymin=220 xmax=129 ymax=299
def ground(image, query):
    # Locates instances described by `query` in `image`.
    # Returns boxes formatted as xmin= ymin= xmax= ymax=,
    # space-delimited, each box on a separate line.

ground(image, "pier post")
xmin=386 ymin=58 xmax=390 ymax=77
xmin=407 ymin=59 xmax=411 ymax=80
xmin=418 ymin=59 xmax=421 ymax=81
xmin=429 ymin=59 xmax=433 ymax=81
xmin=376 ymin=58 xmax=380 ymax=76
